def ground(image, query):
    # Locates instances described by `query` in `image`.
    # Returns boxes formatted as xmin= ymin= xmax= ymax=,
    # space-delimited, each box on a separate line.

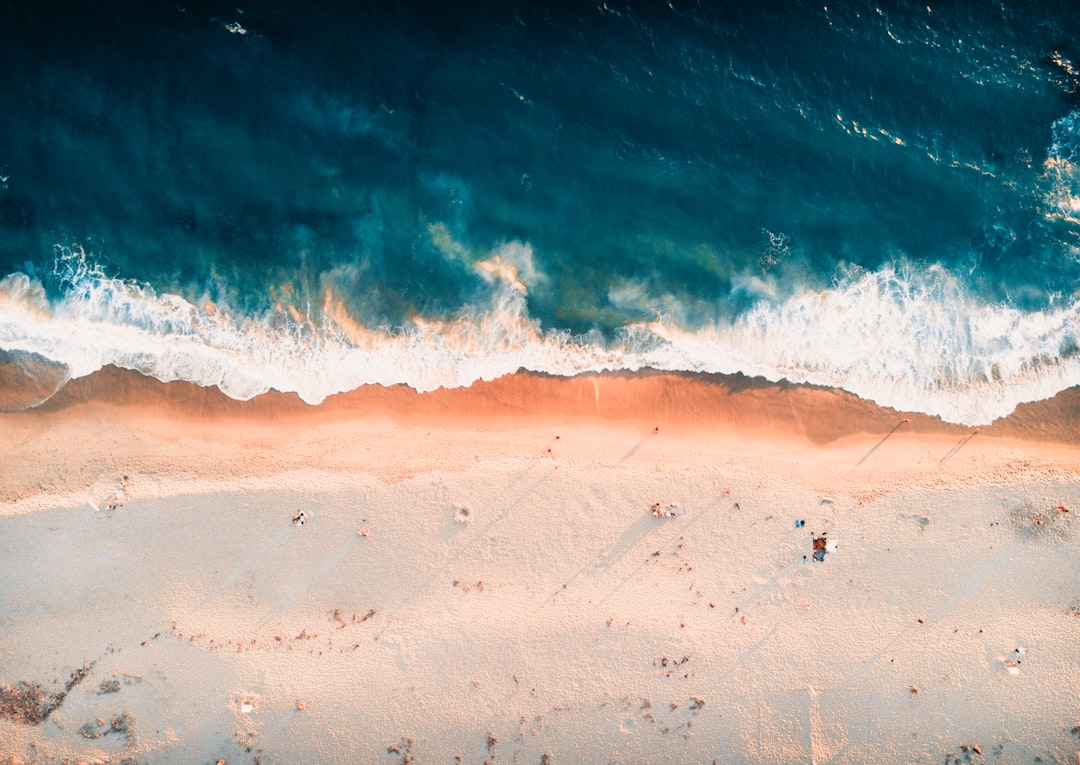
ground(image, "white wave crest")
xmin=0 ymin=250 xmax=1077 ymax=425
xmin=636 ymin=264 xmax=1080 ymax=424
xmin=0 ymin=248 xmax=624 ymax=404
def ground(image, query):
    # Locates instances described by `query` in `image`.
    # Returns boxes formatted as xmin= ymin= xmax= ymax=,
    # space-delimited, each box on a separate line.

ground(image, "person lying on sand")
xmin=651 ymin=502 xmax=683 ymax=518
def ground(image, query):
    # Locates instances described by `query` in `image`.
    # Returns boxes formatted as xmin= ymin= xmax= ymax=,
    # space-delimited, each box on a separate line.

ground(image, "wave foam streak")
xmin=0 ymin=249 xmax=626 ymax=405
xmin=640 ymin=265 xmax=1080 ymax=424
xmin=0 ymin=251 xmax=1077 ymax=425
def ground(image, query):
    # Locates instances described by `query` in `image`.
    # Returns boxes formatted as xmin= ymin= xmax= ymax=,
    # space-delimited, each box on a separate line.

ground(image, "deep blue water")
xmin=1 ymin=0 xmax=1079 ymax=423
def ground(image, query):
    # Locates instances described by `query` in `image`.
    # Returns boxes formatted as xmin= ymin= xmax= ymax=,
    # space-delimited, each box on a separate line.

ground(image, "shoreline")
xmin=17 ymin=364 xmax=1080 ymax=442
xmin=3 ymin=365 xmax=1078 ymax=516
xmin=1 ymin=367 xmax=1078 ymax=763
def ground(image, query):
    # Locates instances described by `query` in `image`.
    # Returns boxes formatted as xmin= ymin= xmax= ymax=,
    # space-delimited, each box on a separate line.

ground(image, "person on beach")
xmin=293 ymin=511 xmax=306 ymax=526
xmin=102 ymin=475 xmax=129 ymax=510
xmin=651 ymin=502 xmax=683 ymax=517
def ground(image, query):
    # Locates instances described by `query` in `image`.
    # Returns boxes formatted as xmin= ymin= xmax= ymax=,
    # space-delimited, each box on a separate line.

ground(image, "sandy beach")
xmin=1 ymin=368 xmax=1079 ymax=764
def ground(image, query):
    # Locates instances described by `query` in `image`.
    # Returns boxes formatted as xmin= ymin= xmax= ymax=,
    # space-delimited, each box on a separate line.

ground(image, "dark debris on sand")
xmin=386 ymin=736 xmax=416 ymax=764
xmin=78 ymin=711 xmax=134 ymax=743
xmin=0 ymin=682 xmax=58 ymax=725
xmin=0 ymin=662 xmax=95 ymax=725
xmin=1008 ymin=499 xmax=1075 ymax=543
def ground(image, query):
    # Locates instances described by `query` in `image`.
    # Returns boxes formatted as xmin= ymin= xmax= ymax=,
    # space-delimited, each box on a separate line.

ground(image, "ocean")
xmin=1 ymin=0 xmax=1078 ymax=425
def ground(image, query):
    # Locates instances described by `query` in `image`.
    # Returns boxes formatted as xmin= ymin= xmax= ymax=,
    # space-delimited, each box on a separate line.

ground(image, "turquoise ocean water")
xmin=1 ymin=1 xmax=1079 ymax=424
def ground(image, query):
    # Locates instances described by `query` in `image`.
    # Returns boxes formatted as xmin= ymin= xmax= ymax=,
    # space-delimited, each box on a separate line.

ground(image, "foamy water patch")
xmin=1042 ymin=110 xmax=1080 ymax=227
xmin=0 ymin=250 xmax=1077 ymax=425
xmin=0 ymin=249 xmax=628 ymax=405
xmin=635 ymin=264 xmax=1080 ymax=424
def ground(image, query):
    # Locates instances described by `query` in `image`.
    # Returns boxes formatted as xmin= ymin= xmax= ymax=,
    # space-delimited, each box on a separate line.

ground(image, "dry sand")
xmin=1 ymin=368 xmax=1078 ymax=764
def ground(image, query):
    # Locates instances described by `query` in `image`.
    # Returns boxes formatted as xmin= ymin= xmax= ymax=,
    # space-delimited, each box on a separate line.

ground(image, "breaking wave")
xmin=0 ymin=248 xmax=1077 ymax=426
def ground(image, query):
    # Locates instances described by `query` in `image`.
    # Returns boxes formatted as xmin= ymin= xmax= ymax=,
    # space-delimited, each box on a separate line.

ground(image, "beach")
xmin=4 ymin=1 xmax=1080 ymax=761
xmin=1 ymin=369 xmax=1078 ymax=764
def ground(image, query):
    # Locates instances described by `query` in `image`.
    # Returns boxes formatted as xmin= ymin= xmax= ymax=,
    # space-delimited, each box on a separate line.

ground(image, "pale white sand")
xmin=1 ymin=370 xmax=1079 ymax=764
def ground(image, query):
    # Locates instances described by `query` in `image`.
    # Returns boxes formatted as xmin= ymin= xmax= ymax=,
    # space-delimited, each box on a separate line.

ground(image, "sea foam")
xmin=641 ymin=264 xmax=1080 ymax=425
xmin=0 ymin=249 xmax=1077 ymax=425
